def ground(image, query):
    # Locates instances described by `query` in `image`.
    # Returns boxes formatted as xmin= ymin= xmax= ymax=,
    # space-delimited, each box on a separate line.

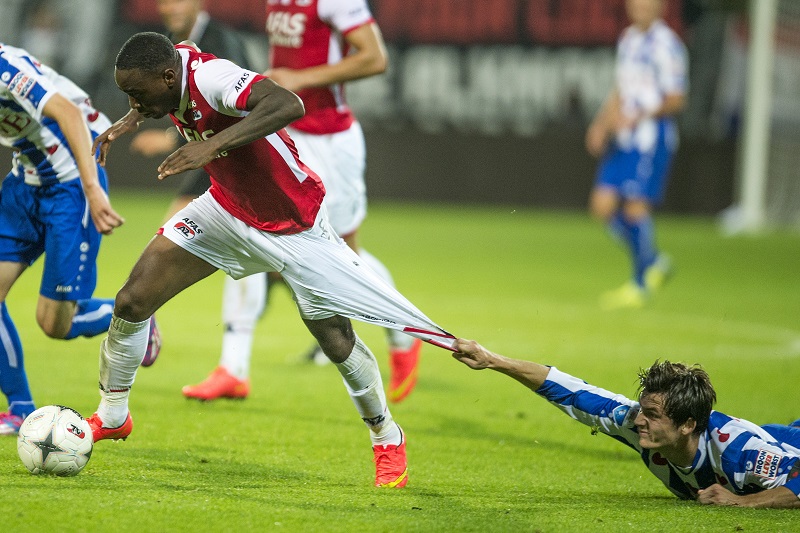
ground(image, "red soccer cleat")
xmin=373 ymin=428 xmax=408 ymax=488
xmin=140 ymin=316 xmax=161 ymax=367
xmin=86 ymin=412 xmax=133 ymax=442
xmin=388 ymin=338 xmax=422 ymax=403
xmin=182 ymin=366 xmax=250 ymax=401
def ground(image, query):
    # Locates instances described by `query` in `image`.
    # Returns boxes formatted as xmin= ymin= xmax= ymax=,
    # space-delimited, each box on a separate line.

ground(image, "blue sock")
xmin=608 ymin=212 xmax=632 ymax=244
xmin=628 ymin=215 xmax=658 ymax=287
xmin=64 ymin=298 xmax=114 ymax=339
xmin=0 ymin=302 xmax=35 ymax=419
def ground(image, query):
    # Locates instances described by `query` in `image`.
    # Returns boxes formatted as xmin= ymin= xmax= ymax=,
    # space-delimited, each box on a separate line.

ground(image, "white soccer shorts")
xmin=161 ymin=192 xmax=455 ymax=350
xmin=288 ymin=122 xmax=367 ymax=238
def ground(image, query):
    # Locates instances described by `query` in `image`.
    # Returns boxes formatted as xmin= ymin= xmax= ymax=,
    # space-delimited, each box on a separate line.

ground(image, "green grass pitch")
xmin=1 ymin=191 xmax=798 ymax=531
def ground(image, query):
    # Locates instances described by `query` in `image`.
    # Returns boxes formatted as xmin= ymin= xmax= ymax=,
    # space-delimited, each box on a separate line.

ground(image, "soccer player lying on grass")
xmin=452 ymin=339 xmax=800 ymax=508
xmin=87 ymin=32 xmax=457 ymax=488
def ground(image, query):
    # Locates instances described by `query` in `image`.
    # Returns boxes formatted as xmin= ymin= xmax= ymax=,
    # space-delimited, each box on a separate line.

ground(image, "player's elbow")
xmin=371 ymin=51 xmax=388 ymax=75
xmin=287 ymin=92 xmax=305 ymax=121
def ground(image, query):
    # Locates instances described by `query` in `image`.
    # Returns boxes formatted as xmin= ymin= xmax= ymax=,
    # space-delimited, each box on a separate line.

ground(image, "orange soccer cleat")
xmin=388 ymin=338 xmax=422 ymax=403
xmin=373 ymin=427 xmax=408 ymax=488
xmin=86 ymin=412 xmax=133 ymax=442
xmin=181 ymin=366 xmax=250 ymax=401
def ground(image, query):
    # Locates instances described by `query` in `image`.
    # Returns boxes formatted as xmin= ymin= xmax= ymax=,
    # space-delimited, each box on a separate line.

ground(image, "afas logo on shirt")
xmin=234 ymin=72 xmax=252 ymax=93
xmin=752 ymin=449 xmax=782 ymax=480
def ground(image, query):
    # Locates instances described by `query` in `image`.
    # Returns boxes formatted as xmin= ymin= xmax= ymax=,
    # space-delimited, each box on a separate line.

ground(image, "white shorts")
xmin=288 ymin=122 xmax=367 ymax=237
xmin=162 ymin=192 xmax=455 ymax=349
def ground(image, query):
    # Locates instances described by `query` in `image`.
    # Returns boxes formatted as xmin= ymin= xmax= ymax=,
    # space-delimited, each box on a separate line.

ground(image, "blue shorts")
xmin=596 ymin=120 xmax=677 ymax=205
xmin=0 ymin=168 xmax=108 ymax=301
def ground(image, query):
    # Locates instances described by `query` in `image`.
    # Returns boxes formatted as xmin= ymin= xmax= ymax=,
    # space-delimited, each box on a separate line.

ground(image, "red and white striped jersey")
xmin=170 ymin=45 xmax=324 ymax=234
xmin=265 ymin=0 xmax=374 ymax=134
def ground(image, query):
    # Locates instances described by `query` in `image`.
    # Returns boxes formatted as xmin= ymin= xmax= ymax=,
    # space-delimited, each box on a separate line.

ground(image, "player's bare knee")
xmin=37 ymin=315 xmax=71 ymax=339
xmin=113 ymin=288 xmax=153 ymax=323
xmin=305 ymin=316 xmax=355 ymax=363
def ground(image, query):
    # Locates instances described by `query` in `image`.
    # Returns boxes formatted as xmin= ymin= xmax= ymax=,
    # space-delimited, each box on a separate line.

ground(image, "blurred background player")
xmin=585 ymin=0 xmax=687 ymax=310
xmin=182 ymin=0 xmax=422 ymax=404
xmin=0 ymin=43 xmax=158 ymax=435
xmin=452 ymin=338 xmax=800 ymax=508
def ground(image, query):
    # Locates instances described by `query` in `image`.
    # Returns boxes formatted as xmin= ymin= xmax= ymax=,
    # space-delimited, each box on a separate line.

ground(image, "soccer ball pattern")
xmin=17 ymin=405 xmax=93 ymax=476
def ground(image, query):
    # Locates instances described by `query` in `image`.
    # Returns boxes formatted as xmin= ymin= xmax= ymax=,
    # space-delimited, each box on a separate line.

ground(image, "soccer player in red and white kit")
xmin=181 ymin=0 xmax=423 ymax=404
xmin=88 ymin=32 xmax=457 ymax=488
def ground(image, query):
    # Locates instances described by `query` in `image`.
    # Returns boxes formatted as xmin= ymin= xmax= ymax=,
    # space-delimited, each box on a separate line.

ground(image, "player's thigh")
xmin=278 ymin=214 xmax=426 ymax=327
xmin=40 ymin=180 xmax=103 ymax=302
xmin=115 ymin=234 xmax=218 ymax=321
xmin=0 ymin=175 xmax=44 ymax=289
xmin=0 ymin=261 xmax=27 ymax=301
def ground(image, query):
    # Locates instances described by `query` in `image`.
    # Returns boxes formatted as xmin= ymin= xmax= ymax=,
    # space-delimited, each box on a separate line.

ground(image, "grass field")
xmin=1 ymin=191 xmax=799 ymax=532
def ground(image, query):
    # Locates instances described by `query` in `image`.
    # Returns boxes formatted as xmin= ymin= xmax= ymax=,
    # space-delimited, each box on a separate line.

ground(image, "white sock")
xmin=358 ymin=249 xmax=414 ymax=351
xmin=219 ymin=274 xmax=266 ymax=380
xmin=335 ymin=335 xmax=402 ymax=446
xmin=97 ymin=315 xmax=149 ymax=427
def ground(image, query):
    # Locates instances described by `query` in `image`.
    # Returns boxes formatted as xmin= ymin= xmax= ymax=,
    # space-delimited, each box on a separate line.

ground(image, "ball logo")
xmin=67 ymin=423 xmax=86 ymax=439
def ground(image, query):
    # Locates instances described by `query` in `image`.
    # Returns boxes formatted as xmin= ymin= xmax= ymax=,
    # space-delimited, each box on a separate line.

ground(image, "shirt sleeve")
xmin=193 ymin=58 xmax=266 ymax=116
xmin=318 ymin=0 xmax=374 ymax=35
xmin=654 ymin=32 xmax=688 ymax=95
xmin=721 ymin=433 xmax=800 ymax=497
xmin=535 ymin=367 xmax=642 ymax=449
xmin=0 ymin=51 xmax=57 ymax=121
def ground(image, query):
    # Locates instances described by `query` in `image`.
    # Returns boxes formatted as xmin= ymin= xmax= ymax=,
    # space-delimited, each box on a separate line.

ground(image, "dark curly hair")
xmin=116 ymin=32 xmax=178 ymax=72
xmin=637 ymin=360 xmax=716 ymax=434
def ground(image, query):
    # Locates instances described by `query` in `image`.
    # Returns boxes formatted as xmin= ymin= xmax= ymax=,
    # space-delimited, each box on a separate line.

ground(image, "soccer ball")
xmin=17 ymin=405 xmax=93 ymax=476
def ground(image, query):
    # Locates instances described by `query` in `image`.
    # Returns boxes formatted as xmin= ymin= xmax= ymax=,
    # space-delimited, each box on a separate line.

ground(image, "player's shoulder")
xmin=0 ymin=43 xmax=25 ymax=68
xmin=652 ymin=20 xmax=685 ymax=46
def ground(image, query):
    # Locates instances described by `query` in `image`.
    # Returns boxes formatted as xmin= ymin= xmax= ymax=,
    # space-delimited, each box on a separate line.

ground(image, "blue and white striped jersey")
xmin=0 ymin=44 xmax=111 ymax=186
xmin=615 ymin=19 xmax=687 ymax=152
xmin=536 ymin=367 xmax=800 ymax=500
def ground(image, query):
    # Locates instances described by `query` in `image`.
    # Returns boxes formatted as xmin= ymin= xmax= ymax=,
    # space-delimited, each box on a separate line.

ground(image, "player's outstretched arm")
xmin=452 ymin=339 xmax=550 ymax=393
xmin=697 ymin=484 xmax=800 ymax=509
xmin=157 ymin=78 xmax=303 ymax=180
xmin=92 ymin=109 xmax=145 ymax=167
xmin=267 ymin=22 xmax=387 ymax=93
xmin=43 ymin=94 xmax=125 ymax=235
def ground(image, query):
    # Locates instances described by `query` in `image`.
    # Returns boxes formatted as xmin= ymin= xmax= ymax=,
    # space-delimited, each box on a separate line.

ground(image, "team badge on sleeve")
xmin=751 ymin=449 xmax=782 ymax=480
xmin=7 ymin=72 xmax=37 ymax=98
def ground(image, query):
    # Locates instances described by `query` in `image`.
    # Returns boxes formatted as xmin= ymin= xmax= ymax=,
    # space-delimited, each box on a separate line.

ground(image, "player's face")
xmin=157 ymin=0 xmax=202 ymax=38
xmin=625 ymin=0 xmax=663 ymax=28
xmin=634 ymin=393 xmax=685 ymax=450
xmin=115 ymin=68 xmax=179 ymax=119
